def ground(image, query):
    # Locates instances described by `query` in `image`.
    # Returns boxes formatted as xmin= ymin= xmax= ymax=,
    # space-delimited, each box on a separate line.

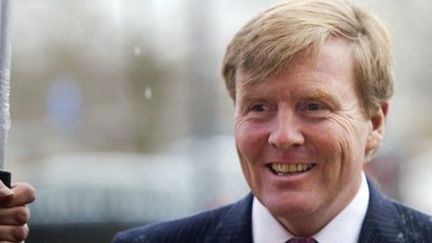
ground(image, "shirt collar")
xmin=252 ymin=173 xmax=370 ymax=243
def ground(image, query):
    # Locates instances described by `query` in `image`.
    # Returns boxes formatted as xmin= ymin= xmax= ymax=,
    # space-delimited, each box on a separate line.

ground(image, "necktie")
xmin=285 ymin=237 xmax=318 ymax=243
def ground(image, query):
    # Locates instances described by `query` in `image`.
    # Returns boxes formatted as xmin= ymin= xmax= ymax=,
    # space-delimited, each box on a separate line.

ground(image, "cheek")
xmin=315 ymin=126 xmax=360 ymax=190
xmin=327 ymin=114 xmax=368 ymax=147
xmin=235 ymin=143 xmax=254 ymax=188
xmin=234 ymin=120 xmax=270 ymax=181
xmin=327 ymin=114 xmax=357 ymax=135
xmin=234 ymin=120 xmax=270 ymax=157
xmin=235 ymin=127 xmax=253 ymax=161
xmin=323 ymin=115 xmax=368 ymax=171
xmin=234 ymin=126 xmax=259 ymax=192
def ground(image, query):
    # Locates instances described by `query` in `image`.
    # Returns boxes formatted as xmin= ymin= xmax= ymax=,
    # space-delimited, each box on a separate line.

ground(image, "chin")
xmin=260 ymin=191 xmax=319 ymax=218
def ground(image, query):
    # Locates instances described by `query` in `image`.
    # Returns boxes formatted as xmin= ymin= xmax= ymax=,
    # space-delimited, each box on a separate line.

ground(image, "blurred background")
xmin=5 ymin=0 xmax=432 ymax=242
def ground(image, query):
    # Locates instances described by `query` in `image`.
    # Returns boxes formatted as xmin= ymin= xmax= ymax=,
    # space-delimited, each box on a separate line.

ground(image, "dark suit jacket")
xmin=113 ymin=181 xmax=432 ymax=243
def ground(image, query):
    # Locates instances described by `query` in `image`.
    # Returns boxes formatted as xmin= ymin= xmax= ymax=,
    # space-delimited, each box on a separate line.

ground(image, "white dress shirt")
xmin=252 ymin=173 xmax=370 ymax=243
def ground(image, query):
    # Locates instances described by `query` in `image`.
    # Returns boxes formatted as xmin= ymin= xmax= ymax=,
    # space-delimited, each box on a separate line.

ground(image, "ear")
xmin=365 ymin=102 xmax=389 ymax=156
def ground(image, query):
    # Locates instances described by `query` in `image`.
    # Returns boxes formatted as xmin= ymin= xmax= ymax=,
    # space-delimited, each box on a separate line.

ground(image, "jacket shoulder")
xmin=113 ymin=206 xmax=230 ymax=243
xmin=112 ymin=197 xmax=250 ymax=243
xmin=361 ymin=181 xmax=432 ymax=243
xmin=391 ymin=200 xmax=432 ymax=240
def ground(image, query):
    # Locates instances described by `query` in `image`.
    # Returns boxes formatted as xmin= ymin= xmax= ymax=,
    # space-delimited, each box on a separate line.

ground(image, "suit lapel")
xmin=358 ymin=179 xmax=416 ymax=243
xmin=358 ymin=180 xmax=394 ymax=243
xmin=205 ymin=193 xmax=254 ymax=243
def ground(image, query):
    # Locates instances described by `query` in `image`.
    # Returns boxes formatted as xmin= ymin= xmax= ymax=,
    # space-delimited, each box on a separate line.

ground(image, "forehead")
xmin=235 ymin=38 xmax=356 ymax=99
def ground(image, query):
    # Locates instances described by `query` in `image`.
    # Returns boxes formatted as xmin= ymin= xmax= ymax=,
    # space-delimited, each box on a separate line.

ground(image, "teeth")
xmin=270 ymin=163 xmax=314 ymax=175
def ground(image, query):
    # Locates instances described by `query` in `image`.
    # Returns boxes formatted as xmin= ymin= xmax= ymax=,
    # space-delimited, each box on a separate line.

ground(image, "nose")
xmin=268 ymin=111 xmax=305 ymax=150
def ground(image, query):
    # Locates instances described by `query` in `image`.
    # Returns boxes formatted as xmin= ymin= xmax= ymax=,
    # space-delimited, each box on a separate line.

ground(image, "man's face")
xmin=234 ymin=38 xmax=384 ymax=230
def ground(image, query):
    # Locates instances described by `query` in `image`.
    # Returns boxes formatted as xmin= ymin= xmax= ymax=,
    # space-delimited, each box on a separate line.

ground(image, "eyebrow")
xmin=298 ymin=87 xmax=343 ymax=108
xmin=236 ymin=81 xmax=344 ymax=110
xmin=304 ymin=88 xmax=338 ymax=100
xmin=235 ymin=94 xmax=268 ymax=108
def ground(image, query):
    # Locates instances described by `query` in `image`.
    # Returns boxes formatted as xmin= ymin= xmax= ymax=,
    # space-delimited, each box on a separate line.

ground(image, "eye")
xmin=306 ymin=102 xmax=324 ymax=111
xmin=250 ymin=103 xmax=268 ymax=112
xmin=300 ymin=101 xmax=331 ymax=116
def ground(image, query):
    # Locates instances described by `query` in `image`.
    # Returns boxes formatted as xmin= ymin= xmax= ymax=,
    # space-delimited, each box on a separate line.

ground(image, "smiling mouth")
xmin=269 ymin=162 xmax=316 ymax=176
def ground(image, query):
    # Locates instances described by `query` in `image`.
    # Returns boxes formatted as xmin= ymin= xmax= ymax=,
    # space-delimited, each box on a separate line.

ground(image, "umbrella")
xmin=0 ymin=0 xmax=12 ymax=188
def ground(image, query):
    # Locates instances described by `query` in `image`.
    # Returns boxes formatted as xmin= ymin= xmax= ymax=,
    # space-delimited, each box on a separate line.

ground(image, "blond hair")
xmin=222 ymin=0 xmax=393 ymax=117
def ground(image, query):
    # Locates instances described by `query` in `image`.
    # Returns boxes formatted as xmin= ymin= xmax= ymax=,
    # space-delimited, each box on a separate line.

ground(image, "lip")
xmin=266 ymin=161 xmax=318 ymax=181
xmin=269 ymin=162 xmax=316 ymax=174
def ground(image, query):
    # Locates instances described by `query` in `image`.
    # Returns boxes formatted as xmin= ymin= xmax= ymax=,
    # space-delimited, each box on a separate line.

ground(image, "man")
xmin=0 ymin=181 xmax=36 ymax=242
xmin=113 ymin=0 xmax=432 ymax=242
